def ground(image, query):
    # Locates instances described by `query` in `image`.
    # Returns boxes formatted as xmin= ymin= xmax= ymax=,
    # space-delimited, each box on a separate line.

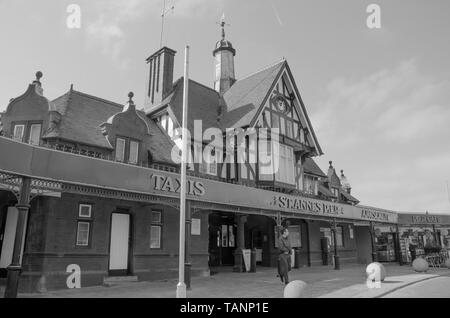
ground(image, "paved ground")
xmin=2 ymin=264 xmax=450 ymax=298
xmin=383 ymin=276 xmax=450 ymax=298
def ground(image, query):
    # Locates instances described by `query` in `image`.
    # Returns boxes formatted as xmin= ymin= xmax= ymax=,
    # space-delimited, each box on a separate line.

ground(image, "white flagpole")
xmin=176 ymin=45 xmax=189 ymax=298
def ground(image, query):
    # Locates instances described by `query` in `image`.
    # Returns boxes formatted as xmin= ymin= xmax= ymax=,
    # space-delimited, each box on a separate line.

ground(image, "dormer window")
xmin=115 ymin=137 xmax=140 ymax=164
xmin=13 ymin=124 xmax=25 ymax=142
xmin=115 ymin=138 xmax=126 ymax=162
xmin=12 ymin=122 xmax=41 ymax=145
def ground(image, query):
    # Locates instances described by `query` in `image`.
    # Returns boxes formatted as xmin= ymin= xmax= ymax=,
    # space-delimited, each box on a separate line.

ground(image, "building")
xmin=0 ymin=22 xmax=403 ymax=293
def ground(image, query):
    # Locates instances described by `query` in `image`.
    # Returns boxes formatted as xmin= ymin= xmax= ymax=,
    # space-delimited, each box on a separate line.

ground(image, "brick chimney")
xmin=144 ymin=47 xmax=176 ymax=113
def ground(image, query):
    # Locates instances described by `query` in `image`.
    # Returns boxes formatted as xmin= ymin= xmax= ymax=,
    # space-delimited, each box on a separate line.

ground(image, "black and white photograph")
xmin=0 ymin=0 xmax=450 ymax=303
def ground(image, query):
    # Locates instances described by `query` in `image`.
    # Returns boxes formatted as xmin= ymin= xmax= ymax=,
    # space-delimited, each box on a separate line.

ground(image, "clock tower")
xmin=213 ymin=14 xmax=236 ymax=95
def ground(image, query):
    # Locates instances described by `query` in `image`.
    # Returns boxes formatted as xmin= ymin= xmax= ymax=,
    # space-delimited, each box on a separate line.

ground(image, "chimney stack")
xmin=144 ymin=47 xmax=176 ymax=113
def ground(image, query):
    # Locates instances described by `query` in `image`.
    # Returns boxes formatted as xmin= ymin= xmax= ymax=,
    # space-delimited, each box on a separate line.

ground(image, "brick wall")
xmin=19 ymin=193 xmax=209 ymax=292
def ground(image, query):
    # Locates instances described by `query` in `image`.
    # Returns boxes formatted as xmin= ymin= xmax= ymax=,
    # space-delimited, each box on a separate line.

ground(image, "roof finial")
xmin=128 ymin=92 xmax=134 ymax=104
xmin=218 ymin=13 xmax=230 ymax=41
xmin=36 ymin=71 xmax=43 ymax=81
xmin=329 ymin=161 xmax=333 ymax=168
xmin=341 ymin=169 xmax=344 ymax=176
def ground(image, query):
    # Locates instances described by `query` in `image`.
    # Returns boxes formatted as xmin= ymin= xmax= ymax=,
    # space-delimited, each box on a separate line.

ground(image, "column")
xmin=233 ymin=214 xmax=247 ymax=272
xmin=4 ymin=177 xmax=31 ymax=298
xmin=331 ymin=219 xmax=340 ymax=270
xmin=370 ymin=222 xmax=378 ymax=262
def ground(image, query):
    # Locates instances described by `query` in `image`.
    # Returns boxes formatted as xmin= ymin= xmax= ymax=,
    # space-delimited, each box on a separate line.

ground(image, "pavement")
xmin=2 ymin=264 xmax=450 ymax=298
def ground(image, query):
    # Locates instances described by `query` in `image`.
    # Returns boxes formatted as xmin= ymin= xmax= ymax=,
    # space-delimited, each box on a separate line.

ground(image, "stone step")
xmin=103 ymin=276 xmax=139 ymax=286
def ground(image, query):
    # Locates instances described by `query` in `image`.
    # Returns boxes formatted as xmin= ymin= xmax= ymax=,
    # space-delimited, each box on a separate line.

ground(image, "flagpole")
xmin=176 ymin=45 xmax=189 ymax=298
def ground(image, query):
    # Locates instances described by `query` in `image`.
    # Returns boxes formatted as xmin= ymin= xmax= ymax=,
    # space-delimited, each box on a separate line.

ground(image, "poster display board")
xmin=242 ymin=249 xmax=251 ymax=272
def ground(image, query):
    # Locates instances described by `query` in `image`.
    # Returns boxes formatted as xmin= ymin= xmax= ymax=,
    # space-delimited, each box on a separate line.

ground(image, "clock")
xmin=274 ymin=95 xmax=289 ymax=113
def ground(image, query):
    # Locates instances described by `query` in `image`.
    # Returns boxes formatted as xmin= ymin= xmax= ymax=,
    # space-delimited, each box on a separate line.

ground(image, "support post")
xmin=332 ymin=219 xmax=340 ymax=270
xmin=184 ymin=201 xmax=192 ymax=290
xmin=4 ymin=177 xmax=31 ymax=298
xmin=233 ymin=215 xmax=246 ymax=272
xmin=370 ymin=222 xmax=378 ymax=262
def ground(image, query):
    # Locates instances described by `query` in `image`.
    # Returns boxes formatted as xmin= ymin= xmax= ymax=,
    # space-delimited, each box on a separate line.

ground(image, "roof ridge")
xmin=234 ymin=58 xmax=285 ymax=83
xmin=70 ymin=90 xmax=124 ymax=108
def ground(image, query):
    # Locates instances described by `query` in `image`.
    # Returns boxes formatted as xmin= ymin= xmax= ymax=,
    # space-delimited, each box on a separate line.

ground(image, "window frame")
xmin=150 ymin=210 xmax=163 ymax=249
xmin=13 ymin=124 xmax=25 ymax=142
xmin=115 ymin=137 xmax=126 ymax=162
xmin=28 ymin=123 xmax=42 ymax=146
xmin=76 ymin=221 xmax=91 ymax=247
xmin=78 ymin=204 xmax=92 ymax=218
xmin=128 ymin=139 xmax=140 ymax=165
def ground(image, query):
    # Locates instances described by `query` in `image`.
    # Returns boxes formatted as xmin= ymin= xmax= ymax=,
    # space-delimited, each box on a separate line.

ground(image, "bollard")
xmin=283 ymin=280 xmax=307 ymax=298
xmin=294 ymin=249 xmax=300 ymax=269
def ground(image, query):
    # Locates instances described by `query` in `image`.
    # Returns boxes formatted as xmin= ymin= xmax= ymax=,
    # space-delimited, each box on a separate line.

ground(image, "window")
xmin=286 ymin=120 xmax=293 ymax=139
xmin=160 ymin=115 xmax=168 ymax=131
xmin=76 ymin=204 xmax=92 ymax=247
xmin=76 ymin=222 xmax=90 ymax=246
xmin=13 ymin=124 xmax=25 ymax=142
xmin=280 ymin=117 xmax=286 ymax=135
xmin=129 ymin=140 xmax=139 ymax=164
xmin=275 ymin=144 xmax=295 ymax=185
xmin=150 ymin=210 xmax=163 ymax=249
xmin=79 ymin=204 xmax=92 ymax=218
xmin=115 ymin=138 xmax=126 ymax=162
xmin=167 ymin=117 xmax=174 ymax=138
xmin=264 ymin=110 xmax=271 ymax=127
xmin=29 ymin=124 xmax=41 ymax=145
xmin=332 ymin=188 xmax=339 ymax=197
xmin=303 ymin=175 xmax=315 ymax=195
xmin=272 ymin=113 xmax=279 ymax=129
xmin=293 ymin=122 xmax=299 ymax=139
xmin=258 ymin=138 xmax=273 ymax=181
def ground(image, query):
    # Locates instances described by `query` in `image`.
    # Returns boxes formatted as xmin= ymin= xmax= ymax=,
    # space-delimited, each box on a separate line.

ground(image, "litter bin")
xmin=250 ymin=248 xmax=257 ymax=272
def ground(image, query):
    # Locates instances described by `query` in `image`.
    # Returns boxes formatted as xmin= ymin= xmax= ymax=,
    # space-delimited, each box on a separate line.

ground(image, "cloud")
xmin=311 ymin=59 xmax=450 ymax=212
xmin=84 ymin=0 xmax=223 ymax=68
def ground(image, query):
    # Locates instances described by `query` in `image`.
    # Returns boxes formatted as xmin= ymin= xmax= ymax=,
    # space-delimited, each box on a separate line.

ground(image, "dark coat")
xmin=277 ymin=236 xmax=292 ymax=278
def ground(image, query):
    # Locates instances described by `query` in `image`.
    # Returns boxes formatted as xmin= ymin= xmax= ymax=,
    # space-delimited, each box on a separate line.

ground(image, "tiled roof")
xmin=44 ymin=90 xmax=175 ymax=164
xmin=303 ymin=158 xmax=326 ymax=178
xmin=341 ymin=190 xmax=359 ymax=203
xmin=149 ymin=60 xmax=285 ymax=132
xmin=318 ymin=183 xmax=334 ymax=198
xmin=44 ymin=90 xmax=123 ymax=148
xmin=221 ymin=60 xmax=285 ymax=128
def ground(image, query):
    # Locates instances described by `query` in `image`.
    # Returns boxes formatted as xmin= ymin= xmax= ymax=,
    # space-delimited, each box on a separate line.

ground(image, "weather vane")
xmin=160 ymin=0 xmax=175 ymax=48
xmin=216 ymin=13 xmax=230 ymax=40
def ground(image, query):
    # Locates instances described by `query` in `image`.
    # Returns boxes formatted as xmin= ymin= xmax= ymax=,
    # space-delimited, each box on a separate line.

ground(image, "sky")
xmin=0 ymin=0 xmax=449 ymax=213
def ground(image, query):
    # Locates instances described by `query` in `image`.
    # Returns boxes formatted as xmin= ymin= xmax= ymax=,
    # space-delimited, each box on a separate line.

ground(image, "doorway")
xmin=208 ymin=212 xmax=236 ymax=267
xmin=109 ymin=212 xmax=131 ymax=276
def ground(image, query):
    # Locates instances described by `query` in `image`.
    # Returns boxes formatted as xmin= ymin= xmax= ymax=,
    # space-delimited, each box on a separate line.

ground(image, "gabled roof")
xmin=221 ymin=60 xmax=285 ymax=128
xmin=303 ymin=158 xmax=327 ymax=178
xmin=150 ymin=59 xmax=322 ymax=157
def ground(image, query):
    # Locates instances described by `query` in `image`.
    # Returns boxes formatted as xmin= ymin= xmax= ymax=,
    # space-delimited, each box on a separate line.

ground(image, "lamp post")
xmin=332 ymin=219 xmax=340 ymax=270
xmin=176 ymin=45 xmax=189 ymax=298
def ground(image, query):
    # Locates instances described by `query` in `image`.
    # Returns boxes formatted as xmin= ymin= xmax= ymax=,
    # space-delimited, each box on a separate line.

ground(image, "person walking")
xmin=277 ymin=227 xmax=292 ymax=285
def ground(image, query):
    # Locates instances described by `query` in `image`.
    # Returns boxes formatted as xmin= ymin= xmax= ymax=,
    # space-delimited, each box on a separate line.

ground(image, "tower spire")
xmin=213 ymin=13 xmax=235 ymax=94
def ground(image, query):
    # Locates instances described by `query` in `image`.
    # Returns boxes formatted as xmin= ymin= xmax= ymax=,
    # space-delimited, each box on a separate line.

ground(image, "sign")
xmin=242 ymin=249 xmax=251 ymax=272
xmin=191 ymin=218 xmax=201 ymax=235
xmin=412 ymin=215 xmax=442 ymax=224
xmin=0 ymin=137 xmax=399 ymax=225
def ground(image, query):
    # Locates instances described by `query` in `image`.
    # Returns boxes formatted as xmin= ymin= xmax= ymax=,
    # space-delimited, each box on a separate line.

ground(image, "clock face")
xmin=275 ymin=96 xmax=288 ymax=113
